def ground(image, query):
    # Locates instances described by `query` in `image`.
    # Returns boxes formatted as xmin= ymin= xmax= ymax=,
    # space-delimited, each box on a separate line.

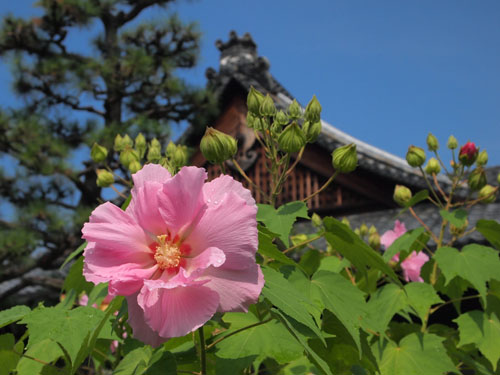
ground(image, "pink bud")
xmin=459 ymin=142 xmax=478 ymax=166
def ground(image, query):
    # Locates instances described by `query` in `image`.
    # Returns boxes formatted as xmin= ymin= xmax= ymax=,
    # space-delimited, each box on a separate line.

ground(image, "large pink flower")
xmin=82 ymin=165 xmax=264 ymax=346
xmin=380 ymin=220 xmax=407 ymax=250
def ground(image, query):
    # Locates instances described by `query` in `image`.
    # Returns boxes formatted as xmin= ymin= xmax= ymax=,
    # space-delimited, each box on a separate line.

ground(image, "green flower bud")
xmin=303 ymin=120 xmax=322 ymax=143
xmin=341 ymin=217 xmax=350 ymax=228
xmin=247 ymin=86 xmax=264 ymax=115
xmin=275 ymin=110 xmax=289 ymax=125
xmin=393 ymin=185 xmax=412 ymax=206
xmin=332 ymin=143 xmax=357 ymax=173
xmin=447 ymin=135 xmax=458 ymax=150
xmin=288 ymin=99 xmax=302 ymax=120
xmin=120 ymin=148 xmax=140 ymax=168
xmin=369 ymin=233 xmax=381 ymax=251
xmin=368 ymin=225 xmax=377 ymax=236
xmin=147 ymin=147 xmax=161 ymax=162
xmin=114 ymin=134 xmax=125 ymax=152
xmin=165 ymin=141 xmax=177 ymax=158
xmin=359 ymin=223 xmax=368 ymax=237
xmin=354 ymin=228 xmax=361 ymax=236
xmin=468 ymin=168 xmax=487 ymax=191
xmin=122 ymin=135 xmax=133 ymax=148
xmin=450 ymin=218 xmax=468 ymax=237
xmin=260 ymin=94 xmax=276 ymax=117
xmin=151 ymin=138 xmax=161 ymax=150
xmin=476 ymin=150 xmax=488 ymax=166
xmin=270 ymin=121 xmax=281 ymax=137
xmin=426 ymin=133 xmax=439 ymax=152
xmin=246 ymin=112 xmax=258 ymax=129
xmin=90 ymin=142 xmax=108 ymax=163
xmin=305 ymin=95 xmax=322 ymax=123
xmin=278 ymin=122 xmax=306 ymax=153
xmin=406 ymin=145 xmax=426 ymax=168
xmin=478 ymin=184 xmax=497 ymax=204
xmin=135 ymin=133 xmax=147 ymax=158
xmin=128 ymin=160 xmax=142 ymax=174
xmin=96 ymin=169 xmax=114 ymax=188
xmin=200 ymin=127 xmax=237 ymax=164
xmin=425 ymin=157 xmax=441 ymax=175
xmin=172 ymin=145 xmax=189 ymax=167
xmin=497 ymin=173 xmax=500 ymax=185
xmin=311 ymin=213 xmax=322 ymax=227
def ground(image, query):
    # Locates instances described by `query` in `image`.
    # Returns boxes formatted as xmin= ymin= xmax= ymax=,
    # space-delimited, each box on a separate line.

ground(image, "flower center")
xmin=154 ymin=234 xmax=181 ymax=270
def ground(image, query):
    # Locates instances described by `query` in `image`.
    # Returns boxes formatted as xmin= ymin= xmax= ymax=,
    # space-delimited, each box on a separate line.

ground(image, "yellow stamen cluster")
xmin=154 ymin=234 xmax=181 ymax=270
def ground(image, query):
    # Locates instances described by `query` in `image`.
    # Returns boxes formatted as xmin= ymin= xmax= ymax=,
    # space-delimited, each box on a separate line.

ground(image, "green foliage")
xmin=476 ymin=219 xmax=500 ymax=249
xmin=0 ymin=305 xmax=31 ymax=328
xmin=257 ymin=202 xmax=309 ymax=246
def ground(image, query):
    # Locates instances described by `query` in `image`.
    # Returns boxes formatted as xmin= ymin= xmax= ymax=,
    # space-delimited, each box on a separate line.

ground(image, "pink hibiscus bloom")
xmin=82 ymin=165 xmax=264 ymax=347
xmin=380 ymin=220 xmax=407 ymax=262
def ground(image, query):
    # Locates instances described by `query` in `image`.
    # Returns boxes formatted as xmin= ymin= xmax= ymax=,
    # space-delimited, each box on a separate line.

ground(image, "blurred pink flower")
xmin=82 ymin=165 xmax=264 ymax=347
xmin=380 ymin=220 xmax=407 ymax=262
xmin=401 ymin=251 xmax=429 ymax=283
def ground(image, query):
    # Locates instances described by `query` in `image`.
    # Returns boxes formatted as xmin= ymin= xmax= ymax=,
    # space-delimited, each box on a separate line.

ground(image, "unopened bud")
xmin=278 ymin=122 xmax=306 ymax=153
xmin=447 ymin=135 xmax=458 ymax=150
xmin=311 ymin=213 xmax=322 ymax=227
xmin=288 ymin=99 xmax=302 ymax=120
xmin=247 ymin=86 xmax=264 ymax=115
xmin=394 ymin=185 xmax=412 ymax=206
xmin=459 ymin=141 xmax=478 ymax=166
xmin=90 ymin=143 xmax=108 ymax=163
xmin=354 ymin=228 xmax=361 ymax=236
xmin=151 ymin=138 xmax=161 ymax=150
xmin=135 ymin=133 xmax=146 ymax=158
xmin=303 ymin=121 xmax=322 ymax=143
xmin=450 ymin=219 xmax=468 ymax=237
xmin=426 ymin=133 xmax=439 ymax=152
xmin=147 ymin=146 xmax=161 ymax=162
xmin=425 ymin=158 xmax=441 ymax=175
xmin=476 ymin=150 xmax=488 ymax=166
xmin=172 ymin=145 xmax=189 ymax=167
xmin=122 ymin=135 xmax=133 ymax=148
xmin=165 ymin=141 xmax=177 ymax=158
xmin=478 ymin=185 xmax=497 ymax=204
xmin=120 ymin=148 xmax=140 ymax=168
xmin=275 ymin=110 xmax=289 ymax=125
xmin=114 ymin=134 xmax=126 ymax=152
xmin=128 ymin=160 xmax=142 ymax=174
xmin=341 ymin=217 xmax=350 ymax=228
xmin=497 ymin=173 xmax=500 ymax=185
xmin=468 ymin=168 xmax=487 ymax=191
xmin=260 ymin=94 xmax=276 ymax=117
xmin=359 ymin=223 xmax=368 ymax=237
xmin=369 ymin=233 xmax=381 ymax=251
xmin=200 ymin=127 xmax=237 ymax=164
xmin=96 ymin=169 xmax=114 ymax=187
xmin=305 ymin=95 xmax=322 ymax=123
xmin=368 ymin=225 xmax=377 ymax=236
xmin=332 ymin=143 xmax=357 ymax=173
xmin=406 ymin=146 xmax=426 ymax=168
xmin=246 ymin=112 xmax=258 ymax=129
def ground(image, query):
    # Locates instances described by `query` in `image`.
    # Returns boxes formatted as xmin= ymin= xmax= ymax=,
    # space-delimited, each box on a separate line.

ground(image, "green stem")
xmin=283 ymin=233 xmax=323 ymax=254
xmin=198 ymin=327 xmax=207 ymax=375
xmin=418 ymin=166 xmax=444 ymax=208
xmin=302 ymin=171 xmax=339 ymax=203
xmin=206 ymin=318 xmax=273 ymax=350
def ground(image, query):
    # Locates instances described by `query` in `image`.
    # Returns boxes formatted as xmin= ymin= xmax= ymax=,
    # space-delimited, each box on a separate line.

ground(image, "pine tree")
xmin=0 ymin=0 xmax=214 ymax=302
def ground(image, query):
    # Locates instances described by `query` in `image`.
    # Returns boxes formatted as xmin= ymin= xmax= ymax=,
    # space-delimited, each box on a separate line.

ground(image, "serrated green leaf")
xmin=16 ymin=339 xmax=64 ymax=375
xmin=0 ymin=334 xmax=20 ymax=375
xmin=262 ymin=267 xmax=324 ymax=344
xmin=114 ymin=346 xmax=152 ymax=375
xmin=376 ymin=333 xmax=456 ymax=375
xmin=0 ymin=305 xmax=31 ymax=328
xmin=404 ymin=282 xmax=443 ymax=323
xmin=323 ymin=217 xmax=401 ymax=285
xmin=257 ymin=201 xmax=309 ymax=247
xmin=439 ymin=208 xmax=468 ymax=228
xmin=455 ymin=310 xmax=500 ymax=370
xmin=316 ymin=255 xmax=350 ymax=274
xmin=282 ymin=356 xmax=318 ymax=375
xmin=216 ymin=312 xmax=303 ymax=364
xmin=434 ymin=244 xmax=500 ymax=303
xmin=258 ymin=226 xmax=298 ymax=267
xmin=476 ymin=219 xmax=500 ymax=250
xmin=399 ymin=190 xmax=429 ymax=213
xmin=299 ymin=249 xmax=322 ymax=276
xmin=383 ymin=227 xmax=427 ymax=262
xmin=311 ymin=270 xmax=367 ymax=352
xmin=365 ymin=284 xmax=408 ymax=336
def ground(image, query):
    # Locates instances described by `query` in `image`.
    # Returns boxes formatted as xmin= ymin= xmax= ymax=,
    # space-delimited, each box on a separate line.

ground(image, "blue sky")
xmin=1 ymin=0 xmax=499 ymax=167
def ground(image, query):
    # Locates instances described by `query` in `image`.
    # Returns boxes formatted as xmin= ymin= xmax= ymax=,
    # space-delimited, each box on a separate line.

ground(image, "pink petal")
xmin=394 ymin=220 xmax=407 ymax=237
xmin=186 ymin=192 xmax=258 ymax=269
xmin=132 ymin=164 xmax=171 ymax=189
xmin=183 ymin=246 xmax=226 ymax=278
xmin=381 ymin=220 xmax=407 ymax=249
xmin=203 ymin=175 xmax=255 ymax=207
xmin=127 ymin=181 xmax=167 ymax=236
xmin=137 ymin=283 xmax=219 ymax=339
xmin=126 ymin=294 xmax=168 ymax=347
xmin=201 ymin=263 xmax=264 ymax=313
xmin=401 ymin=251 xmax=429 ymax=282
xmin=158 ymin=166 xmax=207 ymax=238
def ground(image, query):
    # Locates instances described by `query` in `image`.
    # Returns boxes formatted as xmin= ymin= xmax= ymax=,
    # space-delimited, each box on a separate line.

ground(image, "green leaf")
xmin=434 ymin=244 xmax=500 ymax=303
xmin=455 ymin=310 xmax=500 ymax=370
xmin=216 ymin=312 xmax=303 ymax=364
xmin=62 ymin=256 xmax=93 ymax=294
xmin=114 ymin=346 xmax=151 ymax=375
xmin=121 ymin=194 xmax=132 ymax=210
xmin=316 ymin=256 xmax=350 ymax=274
xmin=0 ymin=334 xmax=20 ymax=375
xmin=439 ymin=208 xmax=468 ymax=228
xmin=383 ymin=227 xmax=427 ymax=262
xmin=261 ymin=267 xmax=324 ymax=344
xmin=311 ymin=270 xmax=367 ymax=352
xmin=401 ymin=190 xmax=429 ymax=211
xmin=16 ymin=339 xmax=64 ymax=375
xmin=257 ymin=201 xmax=309 ymax=247
xmin=0 ymin=305 xmax=31 ymax=328
xmin=376 ymin=333 xmax=456 ymax=375
xmin=476 ymin=219 xmax=500 ymax=250
xmin=298 ymin=249 xmax=321 ymax=276
xmin=365 ymin=284 xmax=408 ymax=336
xmin=215 ymin=357 xmax=255 ymax=375
xmin=404 ymin=282 xmax=443 ymax=323
xmin=257 ymin=226 xmax=298 ymax=267
xmin=323 ymin=217 xmax=401 ymax=285
xmin=145 ymin=349 xmax=177 ymax=375
xmin=60 ymin=241 xmax=86 ymax=270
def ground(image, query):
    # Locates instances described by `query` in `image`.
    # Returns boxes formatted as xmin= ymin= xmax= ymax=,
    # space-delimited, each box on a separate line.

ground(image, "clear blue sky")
xmin=1 ymin=0 xmax=499 ymax=166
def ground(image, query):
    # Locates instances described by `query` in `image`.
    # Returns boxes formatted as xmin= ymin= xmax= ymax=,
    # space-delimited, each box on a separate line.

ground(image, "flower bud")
xmin=341 ymin=217 xmax=350 ymax=228
xmin=147 ymin=144 xmax=162 ymax=162
xmin=305 ymin=95 xmax=322 ymax=123
xmin=172 ymin=145 xmax=189 ymax=167
xmin=311 ymin=213 xmax=323 ymax=227
xmin=278 ymin=122 xmax=306 ymax=153
xmin=165 ymin=141 xmax=177 ymax=158
xmin=122 ymin=135 xmax=133 ymax=148
xmin=260 ymin=94 xmax=276 ymax=117
xmin=497 ymin=173 xmax=500 ymax=185
xmin=450 ymin=218 xmax=468 ymax=237
xmin=275 ymin=110 xmax=289 ymax=125
xmin=406 ymin=145 xmax=426 ymax=168
xmin=114 ymin=134 xmax=126 ymax=152
xmin=447 ymin=135 xmax=458 ymax=150
xmin=393 ymin=185 xmax=412 ymax=206
xmin=270 ymin=121 xmax=282 ymax=137
xmin=247 ymin=86 xmax=264 ymax=115
xmin=332 ymin=143 xmax=357 ymax=173
xmin=369 ymin=233 xmax=381 ymax=251
xmin=425 ymin=157 xmax=441 ymax=175
xmin=200 ymin=127 xmax=237 ymax=164
xmin=368 ymin=225 xmax=377 ymax=236
xmin=476 ymin=150 xmax=488 ymax=166
xmin=478 ymin=184 xmax=497 ymax=204
xmin=246 ymin=112 xmax=258 ymax=129
xmin=135 ymin=133 xmax=146 ymax=158
xmin=90 ymin=142 xmax=108 ymax=163
xmin=426 ymin=133 xmax=439 ymax=151
xmin=288 ymin=99 xmax=302 ymax=120
xmin=303 ymin=121 xmax=322 ymax=143
xmin=359 ymin=223 xmax=368 ymax=237
xmin=354 ymin=228 xmax=361 ymax=236
xmin=96 ymin=169 xmax=114 ymax=188
xmin=468 ymin=168 xmax=487 ymax=191
xmin=459 ymin=141 xmax=478 ymax=166
xmin=151 ymin=138 xmax=161 ymax=150
xmin=128 ymin=160 xmax=142 ymax=174
xmin=120 ymin=148 xmax=139 ymax=168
